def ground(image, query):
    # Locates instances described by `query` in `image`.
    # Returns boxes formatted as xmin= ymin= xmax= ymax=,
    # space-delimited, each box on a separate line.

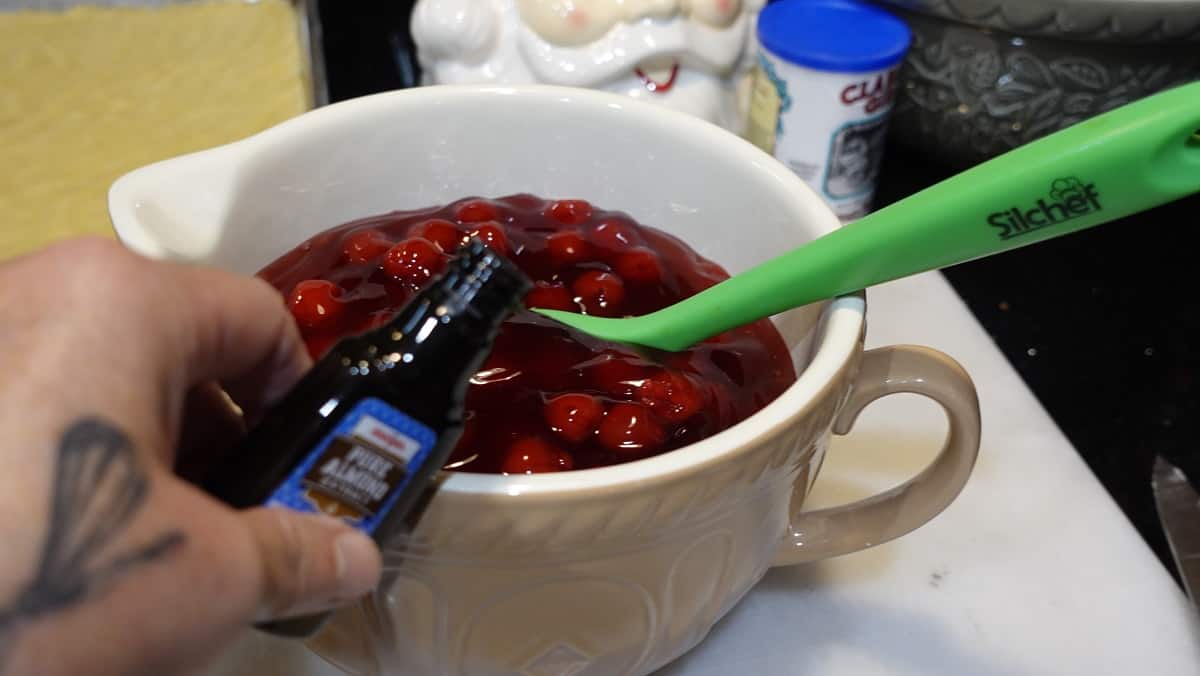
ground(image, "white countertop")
xmin=204 ymin=272 xmax=1200 ymax=676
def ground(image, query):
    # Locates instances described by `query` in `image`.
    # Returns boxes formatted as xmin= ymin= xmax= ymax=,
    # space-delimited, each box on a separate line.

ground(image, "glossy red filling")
xmin=258 ymin=195 xmax=796 ymax=473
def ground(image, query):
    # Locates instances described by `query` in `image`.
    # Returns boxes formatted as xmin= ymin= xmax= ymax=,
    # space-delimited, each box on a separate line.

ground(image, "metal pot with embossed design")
xmin=873 ymin=0 xmax=1200 ymax=167
xmin=108 ymin=85 xmax=981 ymax=676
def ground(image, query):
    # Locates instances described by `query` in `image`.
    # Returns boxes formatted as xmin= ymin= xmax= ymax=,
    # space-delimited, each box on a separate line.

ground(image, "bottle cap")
xmin=757 ymin=0 xmax=911 ymax=73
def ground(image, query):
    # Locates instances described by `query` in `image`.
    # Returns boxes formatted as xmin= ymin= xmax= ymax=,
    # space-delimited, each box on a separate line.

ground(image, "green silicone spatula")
xmin=536 ymin=80 xmax=1200 ymax=352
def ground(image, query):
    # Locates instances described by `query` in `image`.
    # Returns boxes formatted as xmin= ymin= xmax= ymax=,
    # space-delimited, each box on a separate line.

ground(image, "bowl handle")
xmin=771 ymin=344 xmax=980 ymax=566
xmin=107 ymin=140 xmax=248 ymax=262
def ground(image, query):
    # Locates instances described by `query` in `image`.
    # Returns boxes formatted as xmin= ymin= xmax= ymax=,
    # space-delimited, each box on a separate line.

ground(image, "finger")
xmin=0 ymin=241 xmax=307 ymax=464
xmin=239 ymin=507 xmax=382 ymax=621
xmin=157 ymin=263 xmax=311 ymax=415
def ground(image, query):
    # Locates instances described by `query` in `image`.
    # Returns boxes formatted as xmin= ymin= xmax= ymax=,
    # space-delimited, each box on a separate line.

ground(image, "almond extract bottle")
xmin=203 ymin=238 xmax=530 ymax=637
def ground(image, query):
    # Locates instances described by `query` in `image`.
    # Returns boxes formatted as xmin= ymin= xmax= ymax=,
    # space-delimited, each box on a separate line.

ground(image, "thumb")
xmin=240 ymin=507 xmax=382 ymax=621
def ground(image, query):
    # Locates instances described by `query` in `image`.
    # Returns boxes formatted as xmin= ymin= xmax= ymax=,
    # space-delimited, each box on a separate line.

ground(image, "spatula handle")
xmin=657 ymin=80 xmax=1200 ymax=348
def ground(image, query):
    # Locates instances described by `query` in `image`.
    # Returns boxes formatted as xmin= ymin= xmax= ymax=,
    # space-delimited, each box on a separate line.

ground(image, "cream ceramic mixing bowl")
xmin=109 ymin=85 xmax=980 ymax=676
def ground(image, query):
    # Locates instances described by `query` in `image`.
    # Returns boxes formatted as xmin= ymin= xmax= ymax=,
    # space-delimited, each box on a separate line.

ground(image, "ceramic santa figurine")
xmin=411 ymin=0 xmax=765 ymax=131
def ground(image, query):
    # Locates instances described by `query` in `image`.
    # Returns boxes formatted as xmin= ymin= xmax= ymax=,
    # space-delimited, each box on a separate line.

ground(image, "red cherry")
xmin=696 ymin=259 xmax=729 ymax=290
xmin=287 ymin=279 xmax=344 ymax=329
xmin=546 ymin=199 xmax=593 ymax=225
xmin=612 ymin=247 xmax=663 ymax=285
xmin=502 ymin=194 xmax=545 ymax=210
xmin=543 ymin=393 xmax=604 ymax=443
xmin=411 ymin=218 xmax=465 ymax=253
xmin=636 ymin=370 xmax=704 ymax=422
xmin=597 ymin=403 xmax=665 ymax=453
xmin=383 ymin=238 xmax=446 ymax=284
xmin=525 ymin=282 xmax=577 ymax=311
xmin=586 ymin=352 xmax=651 ymax=397
xmin=703 ymin=331 xmax=733 ymax=345
xmin=382 ymin=281 xmax=415 ymax=309
xmin=572 ymin=270 xmax=625 ymax=314
xmin=699 ymin=260 xmax=728 ymax=278
xmin=590 ymin=219 xmax=639 ymax=251
xmin=469 ymin=221 xmax=512 ymax=257
xmin=456 ymin=200 xmax=500 ymax=223
xmin=342 ymin=230 xmax=393 ymax=264
xmin=502 ymin=437 xmax=575 ymax=474
xmin=546 ymin=231 xmax=592 ymax=268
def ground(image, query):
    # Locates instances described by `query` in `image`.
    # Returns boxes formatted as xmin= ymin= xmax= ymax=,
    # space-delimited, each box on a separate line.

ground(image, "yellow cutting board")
xmin=0 ymin=0 xmax=309 ymax=261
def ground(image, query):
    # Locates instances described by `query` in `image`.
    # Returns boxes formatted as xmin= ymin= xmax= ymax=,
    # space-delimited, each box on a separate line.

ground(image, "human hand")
xmin=0 ymin=238 xmax=382 ymax=676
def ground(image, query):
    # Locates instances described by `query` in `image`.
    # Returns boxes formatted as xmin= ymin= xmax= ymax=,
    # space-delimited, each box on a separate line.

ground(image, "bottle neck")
xmin=384 ymin=294 xmax=506 ymax=354
xmin=347 ymin=294 xmax=508 ymax=401
xmin=336 ymin=237 xmax=530 ymax=405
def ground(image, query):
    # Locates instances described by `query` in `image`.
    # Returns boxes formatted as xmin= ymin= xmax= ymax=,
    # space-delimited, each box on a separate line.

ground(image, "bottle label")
xmin=264 ymin=397 xmax=438 ymax=534
xmin=745 ymin=53 xmax=786 ymax=154
xmin=752 ymin=45 xmax=902 ymax=222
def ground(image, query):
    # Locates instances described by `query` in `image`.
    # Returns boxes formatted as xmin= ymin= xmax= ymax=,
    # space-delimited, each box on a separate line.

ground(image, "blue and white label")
xmin=264 ymin=397 xmax=437 ymax=534
xmin=748 ymin=46 xmax=902 ymax=222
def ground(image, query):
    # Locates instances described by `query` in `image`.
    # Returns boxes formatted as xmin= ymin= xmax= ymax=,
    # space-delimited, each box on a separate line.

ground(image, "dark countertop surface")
xmin=314 ymin=1 xmax=1200 ymax=588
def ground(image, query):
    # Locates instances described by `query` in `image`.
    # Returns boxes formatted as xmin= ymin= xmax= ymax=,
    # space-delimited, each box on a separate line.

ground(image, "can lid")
xmin=757 ymin=0 xmax=911 ymax=73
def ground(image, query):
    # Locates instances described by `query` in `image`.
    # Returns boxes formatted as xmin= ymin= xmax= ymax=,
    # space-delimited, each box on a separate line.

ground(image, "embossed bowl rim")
xmin=109 ymin=84 xmax=865 ymax=500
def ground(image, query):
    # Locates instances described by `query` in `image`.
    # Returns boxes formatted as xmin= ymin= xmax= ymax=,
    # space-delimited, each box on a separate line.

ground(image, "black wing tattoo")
xmin=0 ymin=418 xmax=186 ymax=670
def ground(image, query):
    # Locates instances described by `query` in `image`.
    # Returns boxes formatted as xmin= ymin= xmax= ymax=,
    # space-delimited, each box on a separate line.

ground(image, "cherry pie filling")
xmin=258 ymin=195 xmax=796 ymax=474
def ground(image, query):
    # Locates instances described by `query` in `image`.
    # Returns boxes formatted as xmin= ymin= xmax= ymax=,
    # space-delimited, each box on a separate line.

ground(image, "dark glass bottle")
xmin=203 ymin=238 xmax=530 ymax=637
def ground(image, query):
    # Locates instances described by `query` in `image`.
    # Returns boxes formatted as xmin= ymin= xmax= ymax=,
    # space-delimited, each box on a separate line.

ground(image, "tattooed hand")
xmin=0 ymin=238 xmax=382 ymax=676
